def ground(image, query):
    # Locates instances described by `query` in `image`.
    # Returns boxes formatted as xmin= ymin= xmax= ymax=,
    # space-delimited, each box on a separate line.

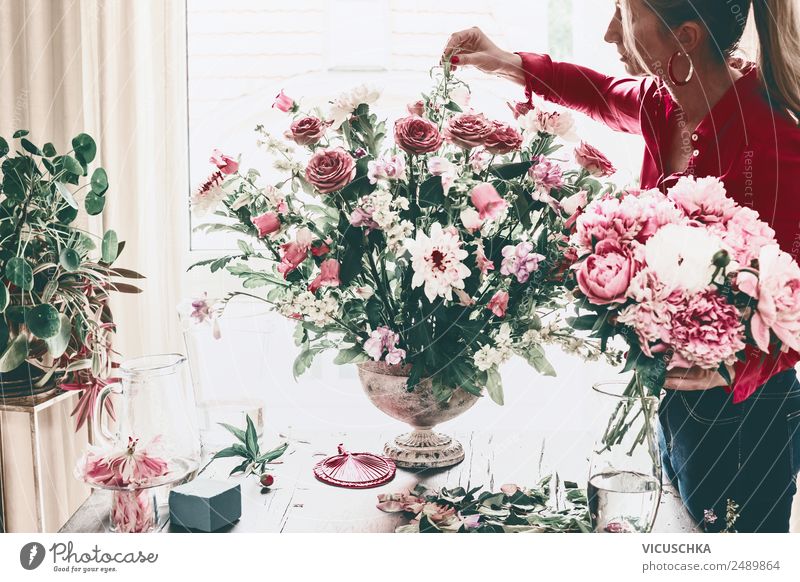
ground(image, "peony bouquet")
xmin=565 ymin=175 xmax=800 ymax=444
xmin=191 ymin=65 xmax=610 ymax=403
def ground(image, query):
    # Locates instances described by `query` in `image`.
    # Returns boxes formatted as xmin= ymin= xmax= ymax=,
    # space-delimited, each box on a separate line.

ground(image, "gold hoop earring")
xmin=667 ymin=50 xmax=695 ymax=86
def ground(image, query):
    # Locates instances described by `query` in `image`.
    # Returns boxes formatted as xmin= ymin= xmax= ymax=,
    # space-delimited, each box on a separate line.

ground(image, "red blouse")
xmin=517 ymin=52 xmax=800 ymax=402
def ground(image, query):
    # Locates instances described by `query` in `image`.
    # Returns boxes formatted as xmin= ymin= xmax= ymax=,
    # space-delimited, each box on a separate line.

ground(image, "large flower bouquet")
xmin=192 ymin=65 xmax=609 ymax=403
xmin=565 ymin=175 xmax=800 ymax=443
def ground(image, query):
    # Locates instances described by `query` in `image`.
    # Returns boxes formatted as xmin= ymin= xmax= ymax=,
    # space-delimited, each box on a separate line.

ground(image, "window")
xmin=187 ymin=0 xmax=640 ymax=254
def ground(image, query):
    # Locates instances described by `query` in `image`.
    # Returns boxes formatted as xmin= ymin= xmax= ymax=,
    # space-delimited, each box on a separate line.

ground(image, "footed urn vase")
xmin=357 ymin=362 xmax=479 ymax=469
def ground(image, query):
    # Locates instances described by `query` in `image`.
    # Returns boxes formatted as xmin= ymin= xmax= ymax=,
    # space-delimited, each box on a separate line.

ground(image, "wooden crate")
xmin=0 ymin=390 xmax=91 ymax=532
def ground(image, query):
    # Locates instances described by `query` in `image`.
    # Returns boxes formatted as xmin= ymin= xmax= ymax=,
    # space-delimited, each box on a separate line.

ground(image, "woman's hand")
xmin=441 ymin=27 xmax=524 ymax=84
xmin=664 ymin=365 xmax=735 ymax=391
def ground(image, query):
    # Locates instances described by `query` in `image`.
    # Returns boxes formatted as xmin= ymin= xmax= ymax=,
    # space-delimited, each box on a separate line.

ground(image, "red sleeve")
xmin=515 ymin=52 xmax=653 ymax=135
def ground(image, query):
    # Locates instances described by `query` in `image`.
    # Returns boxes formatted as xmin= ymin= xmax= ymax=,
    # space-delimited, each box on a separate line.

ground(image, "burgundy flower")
xmin=443 ymin=113 xmax=494 ymax=150
xmin=394 ymin=116 xmax=443 ymax=155
xmin=304 ymin=148 xmax=357 ymax=194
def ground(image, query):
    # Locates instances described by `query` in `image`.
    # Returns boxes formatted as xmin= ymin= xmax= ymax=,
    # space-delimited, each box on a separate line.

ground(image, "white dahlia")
xmin=405 ymin=223 xmax=471 ymax=302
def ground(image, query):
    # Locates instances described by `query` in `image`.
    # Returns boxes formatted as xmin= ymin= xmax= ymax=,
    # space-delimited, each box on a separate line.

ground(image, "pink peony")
xmin=272 ymin=89 xmax=296 ymax=113
xmin=576 ymin=240 xmax=634 ymax=306
xmin=500 ymin=242 xmax=545 ymax=284
xmin=252 ymin=211 xmax=281 ymax=238
xmin=305 ymin=147 xmax=357 ymax=194
xmin=483 ymin=121 xmax=523 ymax=155
xmin=469 ymin=183 xmax=508 ymax=220
xmin=721 ymin=206 xmax=776 ymax=266
xmin=737 ymin=245 xmax=800 ymax=353
xmin=286 ymin=116 xmax=330 ymax=146
xmin=308 ymin=259 xmax=341 ymax=293
xmin=209 ymin=149 xmax=239 ymax=175
xmin=277 ymin=241 xmax=309 ymax=277
xmin=574 ymin=142 xmax=616 ymax=177
xmin=368 ymin=154 xmax=406 ymax=184
xmin=443 ymin=113 xmax=494 ymax=150
xmin=528 ymin=155 xmax=564 ymax=193
xmin=487 ymin=291 xmax=509 ymax=317
xmin=667 ymin=175 xmax=737 ymax=224
xmin=394 ymin=116 xmax=443 ymax=155
xmin=669 ymin=288 xmax=745 ymax=370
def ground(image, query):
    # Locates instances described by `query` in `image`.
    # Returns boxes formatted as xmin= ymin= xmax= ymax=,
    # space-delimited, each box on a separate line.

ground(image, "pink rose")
xmin=407 ymin=100 xmax=425 ymax=116
xmin=252 ymin=211 xmax=281 ymax=238
xmin=576 ymin=240 xmax=633 ymax=305
xmin=574 ymin=142 xmax=616 ymax=177
xmin=443 ymin=113 xmax=494 ymax=150
xmin=272 ymin=89 xmax=296 ymax=113
xmin=483 ymin=121 xmax=523 ymax=155
xmin=305 ymin=148 xmax=357 ymax=194
xmin=286 ymin=116 xmax=330 ymax=146
xmin=277 ymin=241 xmax=309 ymax=277
xmin=394 ymin=116 xmax=443 ymax=155
xmin=737 ymin=245 xmax=800 ymax=353
xmin=487 ymin=291 xmax=509 ymax=318
xmin=308 ymin=259 xmax=341 ymax=293
xmin=470 ymin=183 xmax=508 ymax=220
xmin=209 ymin=149 xmax=239 ymax=175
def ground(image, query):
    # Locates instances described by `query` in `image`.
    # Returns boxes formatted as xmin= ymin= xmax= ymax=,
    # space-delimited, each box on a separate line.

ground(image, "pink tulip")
xmin=470 ymin=183 xmax=508 ymax=220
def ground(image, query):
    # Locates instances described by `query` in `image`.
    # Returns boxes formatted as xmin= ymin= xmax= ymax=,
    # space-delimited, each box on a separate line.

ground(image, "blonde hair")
xmin=619 ymin=0 xmax=800 ymax=119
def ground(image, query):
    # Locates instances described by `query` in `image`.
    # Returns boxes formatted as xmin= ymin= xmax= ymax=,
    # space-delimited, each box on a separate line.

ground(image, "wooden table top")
xmin=60 ymin=428 xmax=697 ymax=533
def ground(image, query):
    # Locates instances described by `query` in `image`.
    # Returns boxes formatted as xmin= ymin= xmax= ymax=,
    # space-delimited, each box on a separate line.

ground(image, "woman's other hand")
xmin=664 ymin=365 xmax=736 ymax=391
xmin=441 ymin=27 xmax=524 ymax=84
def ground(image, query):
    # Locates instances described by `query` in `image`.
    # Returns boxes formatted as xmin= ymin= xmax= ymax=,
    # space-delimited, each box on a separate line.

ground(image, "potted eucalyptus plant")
xmin=0 ymin=130 xmax=141 ymax=428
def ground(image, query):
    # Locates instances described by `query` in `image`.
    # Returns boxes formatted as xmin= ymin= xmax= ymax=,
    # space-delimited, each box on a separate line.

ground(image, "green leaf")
xmin=0 ymin=320 xmax=7 ymax=354
xmin=0 ymin=334 xmax=28 ymax=373
xmin=212 ymin=444 xmax=248 ymax=460
xmin=444 ymin=101 xmax=463 ymax=113
xmin=101 ymin=230 xmax=119 ymax=263
xmin=256 ymin=442 xmax=288 ymax=464
xmin=333 ymin=346 xmax=369 ymax=365
xmin=718 ymin=363 xmax=732 ymax=385
xmin=55 ymin=181 xmax=79 ymax=209
xmin=5 ymin=257 xmax=34 ymax=291
xmin=44 ymin=314 xmax=71 ymax=358
xmin=218 ymin=422 xmax=247 ymax=443
xmin=85 ymin=191 xmax=106 ymax=215
xmin=12 ymin=130 xmax=29 ymax=138
xmin=26 ymin=304 xmax=61 ymax=339
xmin=338 ymin=243 xmax=363 ymax=286
xmin=244 ymin=415 xmax=259 ymax=457
xmin=0 ymin=137 xmax=8 ymax=157
xmin=0 ymin=285 xmax=8 ymax=313
xmin=418 ymin=176 xmax=444 ymax=207
xmin=42 ymin=142 xmax=57 ymax=157
xmin=523 ymin=344 xmax=556 ymax=377
xmin=59 ymin=248 xmax=81 ymax=271
xmin=229 ymin=460 xmax=250 ymax=476
xmin=59 ymin=155 xmax=83 ymax=176
xmin=485 ymin=367 xmax=504 ymax=405
xmin=20 ymin=138 xmax=42 ymax=156
xmin=72 ymin=133 xmax=97 ymax=165
xmin=91 ymin=167 xmax=109 ymax=195
xmin=57 ymin=205 xmax=79 ymax=224
xmin=567 ymin=315 xmax=599 ymax=331
xmin=489 ymin=161 xmax=533 ymax=180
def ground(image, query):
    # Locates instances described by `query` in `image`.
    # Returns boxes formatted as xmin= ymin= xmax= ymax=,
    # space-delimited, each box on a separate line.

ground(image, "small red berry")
xmin=260 ymin=473 xmax=274 ymax=488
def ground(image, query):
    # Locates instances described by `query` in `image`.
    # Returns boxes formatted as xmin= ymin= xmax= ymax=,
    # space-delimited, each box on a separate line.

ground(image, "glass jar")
xmin=588 ymin=380 xmax=662 ymax=533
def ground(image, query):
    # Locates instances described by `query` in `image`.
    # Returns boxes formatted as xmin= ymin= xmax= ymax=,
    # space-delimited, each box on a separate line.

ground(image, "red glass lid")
xmin=313 ymin=444 xmax=396 ymax=489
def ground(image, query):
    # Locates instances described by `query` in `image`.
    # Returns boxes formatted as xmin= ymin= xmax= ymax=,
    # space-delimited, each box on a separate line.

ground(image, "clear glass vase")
xmin=180 ymin=299 xmax=274 ymax=457
xmin=588 ymin=380 xmax=662 ymax=533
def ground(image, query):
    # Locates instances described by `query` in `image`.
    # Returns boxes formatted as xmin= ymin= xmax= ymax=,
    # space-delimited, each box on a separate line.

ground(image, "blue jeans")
xmin=658 ymin=369 xmax=800 ymax=532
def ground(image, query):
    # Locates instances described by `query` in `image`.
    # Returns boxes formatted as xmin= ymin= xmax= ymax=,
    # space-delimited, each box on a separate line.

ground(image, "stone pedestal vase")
xmin=357 ymin=362 xmax=479 ymax=469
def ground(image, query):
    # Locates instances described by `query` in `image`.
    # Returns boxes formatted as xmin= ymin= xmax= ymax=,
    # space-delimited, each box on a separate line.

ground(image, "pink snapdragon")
xmin=209 ymin=149 xmax=239 ymax=175
xmin=500 ymin=242 xmax=545 ymax=284
xmin=475 ymin=244 xmax=495 ymax=275
xmin=487 ymin=291 xmax=509 ymax=317
xmin=364 ymin=326 xmax=406 ymax=365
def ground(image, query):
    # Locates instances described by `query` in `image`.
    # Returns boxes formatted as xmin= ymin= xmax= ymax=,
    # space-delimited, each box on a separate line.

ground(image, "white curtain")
xmin=0 ymin=0 xmax=189 ymax=358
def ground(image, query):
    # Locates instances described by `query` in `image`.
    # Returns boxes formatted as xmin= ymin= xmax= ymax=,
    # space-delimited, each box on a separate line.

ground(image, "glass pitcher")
xmin=93 ymin=353 xmax=202 ymax=486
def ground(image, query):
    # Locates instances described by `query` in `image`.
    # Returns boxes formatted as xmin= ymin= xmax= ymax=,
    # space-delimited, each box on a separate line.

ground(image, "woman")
xmin=443 ymin=0 xmax=800 ymax=532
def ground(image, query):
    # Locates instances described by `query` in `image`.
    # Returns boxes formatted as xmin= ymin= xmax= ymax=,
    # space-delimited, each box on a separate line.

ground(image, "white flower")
xmin=518 ymin=107 xmax=577 ymax=141
xmin=450 ymin=85 xmax=471 ymax=109
xmin=405 ymin=223 xmax=471 ymax=302
xmin=329 ymin=83 xmax=381 ymax=129
xmin=644 ymin=224 xmax=727 ymax=293
xmin=427 ymin=156 xmax=459 ymax=195
xmin=460 ymin=207 xmax=483 ymax=233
